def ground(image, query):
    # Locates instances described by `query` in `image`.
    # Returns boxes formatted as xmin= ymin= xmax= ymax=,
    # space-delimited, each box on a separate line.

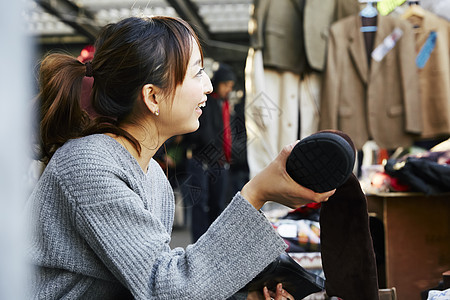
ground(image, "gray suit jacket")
xmin=251 ymin=0 xmax=360 ymax=73
xmin=251 ymin=0 xmax=307 ymax=74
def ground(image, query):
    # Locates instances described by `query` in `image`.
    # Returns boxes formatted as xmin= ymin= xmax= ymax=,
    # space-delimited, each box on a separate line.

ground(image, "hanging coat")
xmin=320 ymin=14 xmax=422 ymax=149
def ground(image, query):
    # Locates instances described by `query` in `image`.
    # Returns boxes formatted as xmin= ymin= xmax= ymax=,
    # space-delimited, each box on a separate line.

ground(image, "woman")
xmin=28 ymin=16 xmax=334 ymax=299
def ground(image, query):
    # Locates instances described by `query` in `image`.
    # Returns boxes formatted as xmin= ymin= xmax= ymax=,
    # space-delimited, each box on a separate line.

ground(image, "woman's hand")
xmin=241 ymin=142 xmax=335 ymax=210
xmin=246 ymin=284 xmax=295 ymax=300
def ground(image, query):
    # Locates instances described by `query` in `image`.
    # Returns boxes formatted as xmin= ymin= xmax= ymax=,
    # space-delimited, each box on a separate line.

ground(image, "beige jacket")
xmin=404 ymin=9 xmax=450 ymax=139
xmin=320 ymin=14 xmax=422 ymax=149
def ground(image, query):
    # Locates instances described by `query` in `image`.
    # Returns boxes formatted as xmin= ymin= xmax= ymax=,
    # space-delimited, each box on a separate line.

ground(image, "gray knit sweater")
xmin=27 ymin=134 xmax=286 ymax=299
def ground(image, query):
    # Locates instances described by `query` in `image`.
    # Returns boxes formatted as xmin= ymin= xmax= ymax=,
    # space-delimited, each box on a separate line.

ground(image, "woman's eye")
xmin=196 ymin=68 xmax=204 ymax=77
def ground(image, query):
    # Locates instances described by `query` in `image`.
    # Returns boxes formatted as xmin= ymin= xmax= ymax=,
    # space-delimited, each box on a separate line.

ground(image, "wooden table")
xmin=367 ymin=193 xmax=450 ymax=300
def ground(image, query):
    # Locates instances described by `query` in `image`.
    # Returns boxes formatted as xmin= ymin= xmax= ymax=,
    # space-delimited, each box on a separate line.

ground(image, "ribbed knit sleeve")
xmin=75 ymin=192 xmax=286 ymax=299
xmin=40 ymin=134 xmax=287 ymax=300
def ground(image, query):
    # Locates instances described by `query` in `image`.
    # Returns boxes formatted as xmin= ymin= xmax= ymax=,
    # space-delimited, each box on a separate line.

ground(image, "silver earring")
xmin=155 ymin=109 xmax=159 ymax=116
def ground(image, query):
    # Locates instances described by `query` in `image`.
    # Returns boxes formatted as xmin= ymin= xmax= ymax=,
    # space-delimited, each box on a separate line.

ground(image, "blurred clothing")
xmin=186 ymin=158 xmax=230 ymax=241
xmin=402 ymin=8 xmax=450 ymax=139
xmin=185 ymin=92 xmax=231 ymax=167
xmin=246 ymin=0 xmax=359 ymax=178
xmin=245 ymin=49 xmax=321 ymax=178
xmin=250 ymin=0 xmax=359 ymax=73
xmin=320 ymin=15 xmax=422 ymax=150
xmin=250 ymin=0 xmax=309 ymax=74
xmin=228 ymin=96 xmax=250 ymax=200
xmin=183 ymin=64 xmax=237 ymax=242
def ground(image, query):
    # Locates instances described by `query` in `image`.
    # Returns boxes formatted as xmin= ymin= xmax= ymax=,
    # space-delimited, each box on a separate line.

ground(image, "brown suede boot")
xmin=320 ymin=174 xmax=379 ymax=300
xmin=286 ymin=130 xmax=379 ymax=299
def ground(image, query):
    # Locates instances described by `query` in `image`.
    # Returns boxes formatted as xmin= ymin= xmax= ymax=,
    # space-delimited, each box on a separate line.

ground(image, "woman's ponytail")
xmin=37 ymin=53 xmax=90 ymax=164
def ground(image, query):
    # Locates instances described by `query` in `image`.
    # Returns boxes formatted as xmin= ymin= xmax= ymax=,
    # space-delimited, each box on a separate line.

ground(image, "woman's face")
xmin=158 ymin=39 xmax=212 ymax=137
xmin=216 ymin=80 xmax=234 ymax=99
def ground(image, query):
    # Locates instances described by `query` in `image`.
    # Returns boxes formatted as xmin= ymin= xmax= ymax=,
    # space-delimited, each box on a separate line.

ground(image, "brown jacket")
xmin=320 ymin=14 xmax=422 ymax=149
xmin=404 ymin=10 xmax=450 ymax=139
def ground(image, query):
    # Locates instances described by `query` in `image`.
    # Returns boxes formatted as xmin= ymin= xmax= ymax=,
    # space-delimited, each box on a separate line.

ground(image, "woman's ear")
xmin=141 ymin=84 xmax=161 ymax=115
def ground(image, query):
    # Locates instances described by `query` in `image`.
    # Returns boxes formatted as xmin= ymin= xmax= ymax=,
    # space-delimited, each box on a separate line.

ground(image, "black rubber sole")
xmin=286 ymin=132 xmax=356 ymax=193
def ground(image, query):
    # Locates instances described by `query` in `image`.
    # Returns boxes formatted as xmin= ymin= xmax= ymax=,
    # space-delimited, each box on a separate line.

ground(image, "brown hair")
xmin=36 ymin=16 xmax=203 ymax=164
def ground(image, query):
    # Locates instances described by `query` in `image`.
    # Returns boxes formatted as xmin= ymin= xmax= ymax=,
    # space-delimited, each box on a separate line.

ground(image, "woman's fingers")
xmin=264 ymin=283 xmax=295 ymax=300
xmin=277 ymin=141 xmax=300 ymax=164
xmin=315 ymin=189 xmax=336 ymax=203
xmin=263 ymin=286 xmax=271 ymax=299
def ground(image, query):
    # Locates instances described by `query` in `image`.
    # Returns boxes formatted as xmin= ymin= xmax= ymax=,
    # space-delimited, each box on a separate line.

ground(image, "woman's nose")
xmin=203 ymin=73 xmax=213 ymax=94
